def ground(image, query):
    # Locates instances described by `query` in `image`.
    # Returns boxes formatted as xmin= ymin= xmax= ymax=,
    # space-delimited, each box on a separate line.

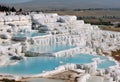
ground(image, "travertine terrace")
xmin=0 ymin=12 xmax=120 ymax=82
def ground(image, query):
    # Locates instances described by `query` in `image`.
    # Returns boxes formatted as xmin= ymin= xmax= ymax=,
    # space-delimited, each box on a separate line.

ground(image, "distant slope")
xmin=0 ymin=0 xmax=33 ymax=4
xmin=0 ymin=0 xmax=120 ymax=9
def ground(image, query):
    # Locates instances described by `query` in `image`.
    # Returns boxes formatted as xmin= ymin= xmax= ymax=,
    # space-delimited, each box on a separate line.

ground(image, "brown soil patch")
xmin=103 ymin=28 xmax=120 ymax=32
xmin=47 ymin=70 xmax=80 ymax=82
xmin=112 ymin=50 xmax=120 ymax=61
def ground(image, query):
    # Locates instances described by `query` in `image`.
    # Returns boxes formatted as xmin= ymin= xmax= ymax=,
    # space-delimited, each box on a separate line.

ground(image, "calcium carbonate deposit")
xmin=0 ymin=12 xmax=120 ymax=82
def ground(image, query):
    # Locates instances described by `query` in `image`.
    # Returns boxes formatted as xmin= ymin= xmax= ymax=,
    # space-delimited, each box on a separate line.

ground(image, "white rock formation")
xmin=0 ymin=12 xmax=120 ymax=82
xmin=77 ymin=74 xmax=90 ymax=82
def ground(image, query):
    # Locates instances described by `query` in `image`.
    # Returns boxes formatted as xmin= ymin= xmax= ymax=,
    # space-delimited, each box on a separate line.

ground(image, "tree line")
xmin=0 ymin=5 xmax=16 ymax=12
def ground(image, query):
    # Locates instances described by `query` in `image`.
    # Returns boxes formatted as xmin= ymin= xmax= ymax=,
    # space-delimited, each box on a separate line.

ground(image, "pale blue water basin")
xmin=15 ymin=32 xmax=48 ymax=38
xmin=28 ymin=44 xmax=76 ymax=53
xmin=98 ymin=59 xmax=116 ymax=69
xmin=0 ymin=54 xmax=116 ymax=76
xmin=96 ymin=56 xmax=116 ymax=69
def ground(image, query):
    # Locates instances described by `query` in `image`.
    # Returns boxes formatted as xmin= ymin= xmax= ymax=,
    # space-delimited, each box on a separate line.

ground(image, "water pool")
xmin=98 ymin=60 xmax=116 ymax=69
xmin=0 ymin=54 xmax=116 ymax=76
xmin=15 ymin=32 xmax=48 ymax=38
xmin=95 ymin=56 xmax=116 ymax=69
xmin=28 ymin=44 xmax=76 ymax=53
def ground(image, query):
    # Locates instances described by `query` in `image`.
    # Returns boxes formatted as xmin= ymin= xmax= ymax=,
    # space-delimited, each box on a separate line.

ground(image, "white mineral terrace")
xmin=0 ymin=12 xmax=120 ymax=82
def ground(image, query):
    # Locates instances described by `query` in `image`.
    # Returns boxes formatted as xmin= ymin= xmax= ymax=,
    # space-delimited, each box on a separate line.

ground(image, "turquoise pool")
xmin=15 ymin=32 xmax=48 ymax=38
xmin=28 ymin=44 xmax=76 ymax=53
xmin=98 ymin=59 xmax=116 ymax=69
xmin=0 ymin=54 xmax=116 ymax=76
xmin=96 ymin=56 xmax=116 ymax=69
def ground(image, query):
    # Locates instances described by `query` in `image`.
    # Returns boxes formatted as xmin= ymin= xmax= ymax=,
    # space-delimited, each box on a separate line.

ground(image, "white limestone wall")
xmin=31 ymin=13 xmax=58 ymax=25
xmin=53 ymin=47 xmax=80 ymax=57
xmin=57 ymin=15 xmax=77 ymax=23
xmin=19 ymin=15 xmax=31 ymax=26
xmin=0 ymin=25 xmax=11 ymax=33
xmin=77 ymin=74 xmax=90 ymax=82
xmin=0 ymin=12 xmax=6 ymax=17
xmin=0 ymin=13 xmax=120 ymax=81
xmin=89 ymin=30 xmax=120 ymax=55
xmin=24 ymin=13 xmax=120 ymax=56
xmin=52 ymin=34 xmax=82 ymax=45
xmin=30 ymin=34 xmax=52 ymax=45
xmin=0 ymin=42 xmax=22 ymax=55
xmin=0 ymin=41 xmax=23 ymax=66
xmin=0 ymin=15 xmax=31 ymax=26
xmin=0 ymin=17 xmax=4 ymax=25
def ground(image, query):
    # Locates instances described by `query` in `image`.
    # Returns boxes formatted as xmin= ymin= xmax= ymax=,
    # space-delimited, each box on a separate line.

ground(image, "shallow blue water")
xmin=96 ymin=56 xmax=116 ymax=69
xmin=28 ymin=44 xmax=76 ymax=53
xmin=0 ymin=54 xmax=116 ymax=76
xmin=15 ymin=32 xmax=48 ymax=37
xmin=98 ymin=60 xmax=116 ymax=69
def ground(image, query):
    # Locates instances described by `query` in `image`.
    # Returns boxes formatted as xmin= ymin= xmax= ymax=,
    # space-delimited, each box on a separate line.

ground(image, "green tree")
xmin=10 ymin=7 xmax=16 ymax=12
